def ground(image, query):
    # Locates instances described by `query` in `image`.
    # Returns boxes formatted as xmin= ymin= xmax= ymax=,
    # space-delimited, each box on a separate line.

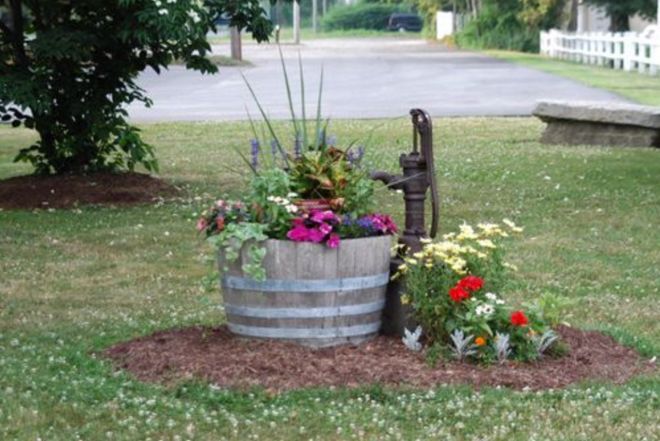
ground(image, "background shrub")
xmin=321 ymin=3 xmax=409 ymax=31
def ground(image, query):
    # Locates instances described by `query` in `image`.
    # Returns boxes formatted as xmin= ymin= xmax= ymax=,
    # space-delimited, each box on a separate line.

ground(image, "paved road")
xmin=128 ymin=38 xmax=629 ymax=122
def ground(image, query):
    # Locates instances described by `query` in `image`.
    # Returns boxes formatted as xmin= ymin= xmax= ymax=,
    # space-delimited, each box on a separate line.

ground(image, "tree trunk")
xmin=230 ymin=26 xmax=242 ymax=60
xmin=609 ymin=10 xmax=630 ymax=32
xmin=567 ymin=0 xmax=578 ymax=32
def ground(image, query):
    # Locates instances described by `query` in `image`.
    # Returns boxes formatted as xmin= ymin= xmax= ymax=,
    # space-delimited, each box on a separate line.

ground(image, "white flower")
xmin=158 ymin=8 xmax=169 ymax=15
xmin=287 ymin=192 xmax=298 ymax=198
xmin=475 ymin=304 xmax=494 ymax=317
xmin=485 ymin=292 xmax=498 ymax=301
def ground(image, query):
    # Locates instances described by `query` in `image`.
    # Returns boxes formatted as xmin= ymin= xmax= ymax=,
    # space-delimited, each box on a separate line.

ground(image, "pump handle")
xmin=410 ymin=108 xmax=439 ymax=238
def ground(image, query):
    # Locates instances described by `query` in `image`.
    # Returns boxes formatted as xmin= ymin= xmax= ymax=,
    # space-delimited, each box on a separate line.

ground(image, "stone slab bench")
xmin=532 ymin=100 xmax=660 ymax=148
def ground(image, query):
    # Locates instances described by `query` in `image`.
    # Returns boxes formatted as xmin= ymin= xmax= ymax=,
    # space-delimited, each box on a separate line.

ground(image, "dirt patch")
xmin=0 ymin=172 xmax=179 ymax=209
xmin=104 ymin=325 xmax=655 ymax=392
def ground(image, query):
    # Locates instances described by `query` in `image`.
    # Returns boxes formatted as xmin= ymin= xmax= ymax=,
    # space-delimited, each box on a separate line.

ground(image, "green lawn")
xmin=487 ymin=50 xmax=660 ymax=106
xmin=0 ymin=118 xmax=658 ymax=440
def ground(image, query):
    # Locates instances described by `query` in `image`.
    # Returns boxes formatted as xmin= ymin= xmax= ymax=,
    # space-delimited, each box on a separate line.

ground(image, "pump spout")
xmin=370 ymin=171 xmax=405 ymax=190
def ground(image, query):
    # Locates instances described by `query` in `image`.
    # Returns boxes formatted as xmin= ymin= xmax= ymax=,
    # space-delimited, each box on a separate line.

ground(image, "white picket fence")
xmin=540 ymin=28 xmax=660 ymax=75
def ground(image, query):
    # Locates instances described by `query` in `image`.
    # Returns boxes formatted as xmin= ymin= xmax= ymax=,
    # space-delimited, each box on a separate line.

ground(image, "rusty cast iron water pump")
xmin=371 ymin=108 xmax=440 ymax=334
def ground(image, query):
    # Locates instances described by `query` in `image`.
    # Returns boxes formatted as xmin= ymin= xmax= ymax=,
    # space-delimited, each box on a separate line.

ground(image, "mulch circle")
xmin=0 ymin=172 xmax=179 ymax=209
xmin=104 ymin=325 xmax=655 ymax=392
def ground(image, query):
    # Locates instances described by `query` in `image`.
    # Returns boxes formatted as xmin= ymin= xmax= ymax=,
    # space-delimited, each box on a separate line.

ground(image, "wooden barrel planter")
xmin=220 ymin=235 xmax=392 ymax=347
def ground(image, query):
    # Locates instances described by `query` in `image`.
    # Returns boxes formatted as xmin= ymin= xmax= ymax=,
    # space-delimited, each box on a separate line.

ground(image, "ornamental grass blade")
xmin=230 ymin=144 xmax=258 ymax=175
xmin=241 ymin=71 xmax=289 ymax=168
xmin=298 ymin=52 xmax=308 ymax=150
xmin=314 ymin=66 xmax=324 ymax=150
xmin=278 ymin=44 xmax=300 ymax=140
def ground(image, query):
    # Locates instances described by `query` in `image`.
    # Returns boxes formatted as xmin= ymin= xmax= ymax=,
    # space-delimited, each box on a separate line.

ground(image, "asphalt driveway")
xmin=128 ymin=38 xmax=629 ymax=122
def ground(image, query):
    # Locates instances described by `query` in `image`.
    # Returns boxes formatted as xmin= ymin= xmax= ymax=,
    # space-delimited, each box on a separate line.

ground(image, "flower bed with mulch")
xmin=0 ymin=172 xmax=178 ymax=209
xmin=104 ymin=325 xmax=654 ymax=393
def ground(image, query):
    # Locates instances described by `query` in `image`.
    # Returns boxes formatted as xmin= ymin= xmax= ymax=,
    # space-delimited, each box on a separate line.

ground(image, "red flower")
xmin=458 ymin=275 xmax=484 ymax=292
xmin=510 ymin=310 xmax=528 ymax=327
xmin=449 ymin=286 xmax=470 ymax=302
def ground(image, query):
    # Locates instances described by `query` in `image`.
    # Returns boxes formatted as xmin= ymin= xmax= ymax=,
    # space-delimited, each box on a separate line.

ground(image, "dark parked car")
xmin=386 ymin=13 xmax=422 ymax=32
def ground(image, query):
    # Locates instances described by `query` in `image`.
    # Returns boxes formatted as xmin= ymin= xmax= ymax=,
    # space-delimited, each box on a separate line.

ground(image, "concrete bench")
xmin=533 ymin=100 xmax=660 ymax=148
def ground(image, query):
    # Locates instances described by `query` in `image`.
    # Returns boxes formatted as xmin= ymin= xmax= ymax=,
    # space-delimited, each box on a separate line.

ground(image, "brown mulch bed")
xmin=0 ymin=172 xmax=179 ymax=209
xmin=104 ymin=325 xmax=655 ymax=392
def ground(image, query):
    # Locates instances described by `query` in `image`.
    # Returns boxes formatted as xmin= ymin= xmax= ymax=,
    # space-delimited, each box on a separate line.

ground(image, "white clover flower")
xmin=485 ymin=292 xmax=498 ymax=301
xmin=287 ymin=192 xmax=298 ymax=198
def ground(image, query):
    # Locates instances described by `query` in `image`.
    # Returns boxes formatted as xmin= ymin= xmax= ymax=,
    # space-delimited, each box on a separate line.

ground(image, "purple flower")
xmin=347 ymin=145 xmax=365 ymax=165
xmin=271 ymin=139 xmax=278 ymax=158
xmin=250 ymin=139 xmax=260 ymax=169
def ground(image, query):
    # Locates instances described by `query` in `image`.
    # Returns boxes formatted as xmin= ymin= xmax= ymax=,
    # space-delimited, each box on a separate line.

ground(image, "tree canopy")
xmin=584 ymin=0 xmax=657 ymax=31
xmin=0 ymin=0 xmax=273 ymax=175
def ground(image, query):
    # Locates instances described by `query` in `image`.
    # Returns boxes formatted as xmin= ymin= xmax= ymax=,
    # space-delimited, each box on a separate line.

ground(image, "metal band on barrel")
xmin=227 ymin=322 xmax=381 ymax=339
xmin=222 ymin=272 xmax=389 ymax=293
xmin=225 ymin=299 xmax=385 ymax=319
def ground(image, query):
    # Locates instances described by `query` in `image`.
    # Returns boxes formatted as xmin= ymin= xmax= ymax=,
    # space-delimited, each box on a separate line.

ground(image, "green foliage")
xmin=525 ymin=292 xmax=577 ymax=327
xmin=455 ymin=0 xmax=564 ymax=53
xmin=289 ymin=147 xmax=375 ymax=215
xmin=209 ymin=222 xmax=269 ymax=281
xmin=244 ymin=48 xmax=375 ymax=217
xmin=248 ymin=168 xmax=297 ymax=238
xmin=321 ymin=3 xmax=408 ymax=31
xmin=0 ymin=0 xmax=273 ymax=175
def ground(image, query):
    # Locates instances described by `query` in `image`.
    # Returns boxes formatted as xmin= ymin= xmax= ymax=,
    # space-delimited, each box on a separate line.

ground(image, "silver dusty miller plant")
xmin=449 ymin=329 xmax=477 ymax=361
xmin=495 ymin=332 xmax=512 ymax=363
xmin=402 ymin=326 xmax=423 ymax=352
xmin=533 ymin=330 xmax=559 ymax=357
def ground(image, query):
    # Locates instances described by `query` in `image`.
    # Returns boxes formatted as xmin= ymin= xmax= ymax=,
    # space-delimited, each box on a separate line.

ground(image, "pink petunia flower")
xmin=287 ymin=225 xmax=310 ymax=242
xmin=327 ymin=233 xmax=340 ymax=248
